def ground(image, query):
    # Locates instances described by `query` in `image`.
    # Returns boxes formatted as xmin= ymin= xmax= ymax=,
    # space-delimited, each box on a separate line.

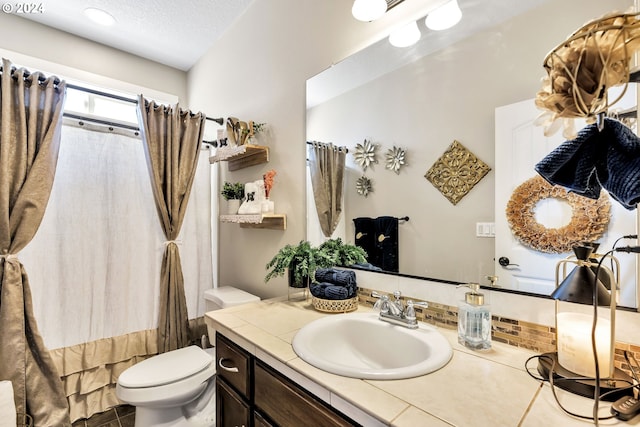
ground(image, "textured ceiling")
xmin=19 ymin=0 xmax=255 ymax=71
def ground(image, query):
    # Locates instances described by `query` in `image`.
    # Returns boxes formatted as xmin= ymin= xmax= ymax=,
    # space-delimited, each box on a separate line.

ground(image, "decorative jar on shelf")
xmin=261 ymin=198 xmax=275 ymax=214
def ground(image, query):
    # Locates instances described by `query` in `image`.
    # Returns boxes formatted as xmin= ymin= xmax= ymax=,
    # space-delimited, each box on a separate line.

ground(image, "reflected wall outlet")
xmin=476 ymin=222 xmax=495 ymax=237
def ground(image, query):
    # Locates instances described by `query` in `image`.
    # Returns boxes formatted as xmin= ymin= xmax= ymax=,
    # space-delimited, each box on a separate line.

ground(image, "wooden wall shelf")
xmin=209 ymin=144 xmax=269 ymax=171
xmin=220 ymin=214 xmax=286 ymax=230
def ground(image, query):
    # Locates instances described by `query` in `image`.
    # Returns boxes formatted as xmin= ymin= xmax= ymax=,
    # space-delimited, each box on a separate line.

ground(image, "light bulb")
xmin=352 ymin=0 xmax=387 ymax=22
xmin=83 ymin=7 xmax=116 ymax=26
xmin=425 ymin=0 xmax=462 ymax=31
xmin=389 ymin=21 xmax=421 ymax=48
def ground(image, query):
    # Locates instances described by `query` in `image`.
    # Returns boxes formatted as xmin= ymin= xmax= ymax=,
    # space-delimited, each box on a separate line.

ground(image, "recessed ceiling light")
xmin=83 ymin=7 xmax=116 ymax=26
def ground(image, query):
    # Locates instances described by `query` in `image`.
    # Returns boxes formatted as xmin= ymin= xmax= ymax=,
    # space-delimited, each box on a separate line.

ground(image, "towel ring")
xmin=505 ymin=176 xmax=611 ymax=254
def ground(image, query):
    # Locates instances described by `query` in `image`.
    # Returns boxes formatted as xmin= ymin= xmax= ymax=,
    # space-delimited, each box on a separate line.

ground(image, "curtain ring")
xmin=164 ymin=240 xmax=182 ymax=247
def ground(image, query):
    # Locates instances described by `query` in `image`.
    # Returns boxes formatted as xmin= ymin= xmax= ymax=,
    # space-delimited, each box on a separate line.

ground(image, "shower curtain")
xmin=308 ymin=142 xmax=346 ymax=238
xmin=20 ymin=123 xmax=213 ymax=421
xmin=0 ymin=59 xmax=70 ymax=426
xmin=137 ymin=96 xmax=206 ymax=353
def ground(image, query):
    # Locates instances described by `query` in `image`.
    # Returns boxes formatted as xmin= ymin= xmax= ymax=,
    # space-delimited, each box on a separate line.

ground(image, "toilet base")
xmin=134 ymin=377 xmax=216 ymax=427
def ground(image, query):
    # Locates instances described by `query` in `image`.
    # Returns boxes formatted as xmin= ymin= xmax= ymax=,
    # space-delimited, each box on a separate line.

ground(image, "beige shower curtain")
xmin=308 ymin=141 xmax=346 ymax=237
xmin=137 ymin=95 xmax=205 ymax=353
xmin=0 ymin=59 xmax=70 ymax=425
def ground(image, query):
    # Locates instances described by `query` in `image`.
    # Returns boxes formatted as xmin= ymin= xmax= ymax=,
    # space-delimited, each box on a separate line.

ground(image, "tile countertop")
xmin=204 ymin=297 xmax=640 ymax=427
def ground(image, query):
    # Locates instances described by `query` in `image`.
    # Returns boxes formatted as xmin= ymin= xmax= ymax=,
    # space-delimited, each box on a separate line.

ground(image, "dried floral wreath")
xmin=505 ymin=176 xmax=611 ymax=254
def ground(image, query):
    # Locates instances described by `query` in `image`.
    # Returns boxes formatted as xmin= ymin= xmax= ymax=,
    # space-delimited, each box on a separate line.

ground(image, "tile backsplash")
xmin=357 ymin=286 xmax=640 ymax=377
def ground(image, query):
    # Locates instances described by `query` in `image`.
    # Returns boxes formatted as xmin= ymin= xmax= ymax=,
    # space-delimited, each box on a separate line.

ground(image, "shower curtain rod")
xmin=65 ymin=83 xmax=224 ymax=125
xmin=0 ymin=67 xmax=224 ymax=125
xmin=63 ymin=112 xmax=216 ymax=152
xmin=306 ymin=140 xmax=349 ymax=153
xmin=63 ymin=112 xmax=140 ymax=132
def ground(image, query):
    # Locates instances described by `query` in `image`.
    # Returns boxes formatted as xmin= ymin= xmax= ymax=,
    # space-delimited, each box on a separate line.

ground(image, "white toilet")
xmin=115 ymin=286 xmax=260 ymax=427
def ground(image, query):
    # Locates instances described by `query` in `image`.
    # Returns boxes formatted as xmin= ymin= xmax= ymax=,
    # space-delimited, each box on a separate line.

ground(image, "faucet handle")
xmin=372 ymin=292 xmax=390 ymax=313
xmin=405 ymin=300 xmax=428 ymax=321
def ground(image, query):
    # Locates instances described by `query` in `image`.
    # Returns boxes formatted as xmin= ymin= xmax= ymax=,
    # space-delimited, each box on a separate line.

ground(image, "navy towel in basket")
xmin=314 ymin=268 xmax=356 ymax=286
xmin=310 ymin=282 xmax=357 ymax=300
xmin=312 ymin=268 xmax=357 ymax=300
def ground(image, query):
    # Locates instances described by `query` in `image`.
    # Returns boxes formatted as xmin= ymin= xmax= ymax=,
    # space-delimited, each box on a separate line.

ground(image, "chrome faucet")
xmin=372 ymin=291 xmax=428 ymax=329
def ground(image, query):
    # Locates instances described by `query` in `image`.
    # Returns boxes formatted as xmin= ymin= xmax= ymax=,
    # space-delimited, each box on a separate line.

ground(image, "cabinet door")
xmin=254 ymin=360 xmax=357 ymax=427
xmin=254 ymin=411 xmax=275 ymax=427
xmin=216 ymin=333 xmax=252 ymax=398
xmin=217 ymin=378 xmax=250 ymax=427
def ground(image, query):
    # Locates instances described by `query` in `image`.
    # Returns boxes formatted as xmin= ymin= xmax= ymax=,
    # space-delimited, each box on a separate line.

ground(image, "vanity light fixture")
xmin=351 ymin=0 xmax=388 ymax=22
xmin=389 ymin=20 xmax=421 ymax=48
xmin=536 ymin=245 xmax=631 ymax=402
xmin=83 ymin=7 xmax=116 ymax=26
xmin=425 ymin=0 xmax=462 ymax=31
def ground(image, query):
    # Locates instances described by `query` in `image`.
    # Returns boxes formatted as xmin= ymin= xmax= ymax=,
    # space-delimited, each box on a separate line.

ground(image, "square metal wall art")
xmin=424 ymin=140 xmax=491 ymax=205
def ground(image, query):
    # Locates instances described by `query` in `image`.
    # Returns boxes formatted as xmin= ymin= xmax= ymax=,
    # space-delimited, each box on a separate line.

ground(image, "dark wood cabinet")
xmin=216 ymin=333 xmax=252 ymax=427
xmin=254 ymin=360 xmax=356 ymax=427
xmin=253 ymin=411 xmax=275 ymax=427
xmin=217 ymin=379 xmax=250 ymax=427
xmin=216 ymin=333 xmax=358 ymax=427
xmin=216 ymin=333 xmax=252 ymax=397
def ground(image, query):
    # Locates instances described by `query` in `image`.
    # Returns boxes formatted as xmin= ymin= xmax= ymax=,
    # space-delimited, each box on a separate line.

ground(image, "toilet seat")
xmin=116 ymin=346 xmax=216 ymax=408
xmin=119 ymin=346 xmax=212 ymax=388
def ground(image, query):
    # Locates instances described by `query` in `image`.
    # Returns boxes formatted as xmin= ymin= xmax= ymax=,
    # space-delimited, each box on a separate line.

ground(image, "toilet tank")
xmin=204 ymin=287 xmax=260 ymax=345
xmin=204 ymin=286 xmax=260 ymax=311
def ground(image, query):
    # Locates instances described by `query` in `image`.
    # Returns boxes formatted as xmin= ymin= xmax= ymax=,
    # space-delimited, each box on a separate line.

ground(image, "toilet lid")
xmin=205 ymin=286 xmax=260 ymax=308
xmin=118 ymin=346 xmax=213 ymax=388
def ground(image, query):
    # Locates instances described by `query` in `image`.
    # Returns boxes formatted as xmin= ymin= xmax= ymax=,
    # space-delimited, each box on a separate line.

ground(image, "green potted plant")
xmin=264 ymin=240 xmax=333 ymax=288
xmin=221 ymin=182 xmax=245 ymax=214
xmin=318 ymin=238 xmax=368 ymax=267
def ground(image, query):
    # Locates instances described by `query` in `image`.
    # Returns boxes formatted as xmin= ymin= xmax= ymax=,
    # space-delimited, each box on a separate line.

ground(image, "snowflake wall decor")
xmin=385 ymin=146 xmax=407 ymax=174
xmin=353 ymin=139 xmax=379 ymax=171
xmin=356 ymin=175 xmax=373 ymax=197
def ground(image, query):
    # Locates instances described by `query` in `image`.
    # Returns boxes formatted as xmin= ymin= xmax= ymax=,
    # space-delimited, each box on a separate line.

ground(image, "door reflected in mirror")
xmin=306 ymin=0 xmax=639 ymax=307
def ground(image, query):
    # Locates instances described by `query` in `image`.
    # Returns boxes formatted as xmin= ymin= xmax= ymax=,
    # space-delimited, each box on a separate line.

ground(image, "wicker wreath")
xmin=506 ymin=176 xmax=610 ymax=254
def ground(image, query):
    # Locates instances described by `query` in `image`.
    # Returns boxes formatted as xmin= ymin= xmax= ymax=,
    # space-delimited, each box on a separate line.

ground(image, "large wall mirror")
xmin=306 ymin=0 xmax=640 ymax=308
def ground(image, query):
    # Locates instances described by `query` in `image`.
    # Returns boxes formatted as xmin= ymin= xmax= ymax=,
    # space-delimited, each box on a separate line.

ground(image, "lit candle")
xmin=557 ymin=312 xmax=611 ymax=378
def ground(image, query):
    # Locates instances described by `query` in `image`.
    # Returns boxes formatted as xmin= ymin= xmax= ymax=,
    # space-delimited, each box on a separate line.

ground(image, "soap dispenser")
xmin=457 ymin=283 xmax=491 ymax=350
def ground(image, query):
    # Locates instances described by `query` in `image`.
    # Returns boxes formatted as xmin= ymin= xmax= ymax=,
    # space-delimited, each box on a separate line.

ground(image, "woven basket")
xmin=312 ymin=296 xmax=358 ymax=313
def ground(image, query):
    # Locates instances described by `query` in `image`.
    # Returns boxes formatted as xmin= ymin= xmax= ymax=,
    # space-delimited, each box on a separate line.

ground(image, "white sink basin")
xmin=292 ymin=312 xmax=452 ymax=380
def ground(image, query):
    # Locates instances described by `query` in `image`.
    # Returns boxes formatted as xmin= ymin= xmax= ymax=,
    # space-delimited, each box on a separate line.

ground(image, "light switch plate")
xmin=476 ymin=222 xmax=495 ymax=237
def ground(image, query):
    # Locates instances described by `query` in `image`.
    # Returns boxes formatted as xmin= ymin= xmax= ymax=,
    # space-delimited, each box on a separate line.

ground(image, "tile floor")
xmin=71 ymin=405 xmax=135 ymax=427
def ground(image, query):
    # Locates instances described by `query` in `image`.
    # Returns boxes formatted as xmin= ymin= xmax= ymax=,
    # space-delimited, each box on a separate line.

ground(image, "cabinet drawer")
xmin=216 ymin=333 xmax=252 ymax=398
xmin=254 ymin=360 xmax=357 ymax=427
xmin=217 ymin=378 xmax=250 ymax=427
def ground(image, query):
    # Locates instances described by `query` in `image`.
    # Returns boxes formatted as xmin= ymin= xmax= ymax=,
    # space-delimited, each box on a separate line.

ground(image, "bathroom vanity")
xmin=216 ymin=332 xmax=355 ymax=426
xmin=205 ymin=298 xmax=636 ymax=426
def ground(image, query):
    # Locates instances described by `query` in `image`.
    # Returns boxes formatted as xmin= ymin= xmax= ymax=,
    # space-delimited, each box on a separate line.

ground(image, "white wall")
xmin=188 ymin=0 xmax=449 ymax=299
xmin=189 ymin=0 xmax=637 ymax=303
xmin=0 ymin=13 xmax=187 ymax=102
